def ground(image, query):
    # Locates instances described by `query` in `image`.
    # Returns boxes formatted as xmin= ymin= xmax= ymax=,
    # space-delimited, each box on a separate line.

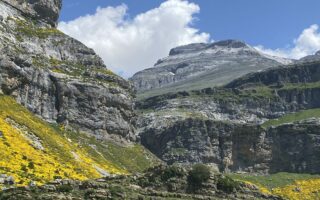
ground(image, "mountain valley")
xmin=0 ymin=0 xmax=320 ymax=200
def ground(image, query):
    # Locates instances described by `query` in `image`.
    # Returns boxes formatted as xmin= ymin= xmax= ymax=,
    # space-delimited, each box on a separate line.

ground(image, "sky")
xmin=58 ymin=0 xmax=320 ymax=78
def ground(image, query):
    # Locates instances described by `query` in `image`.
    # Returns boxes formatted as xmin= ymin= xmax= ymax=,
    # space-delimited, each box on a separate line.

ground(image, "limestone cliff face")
xmin=140 ymin=117 xmax=320 ymax=174
xmin=136 ymin=60 xmax=320 ymax=173
xmin=0 ymin=0 xmax=136 ymax=141
xmin=226 ymin=61 xmax=320 ymax=89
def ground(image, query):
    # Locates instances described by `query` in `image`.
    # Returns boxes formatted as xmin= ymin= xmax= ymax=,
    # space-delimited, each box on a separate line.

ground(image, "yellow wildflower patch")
xmin=0 ymin=95 xmax=125 ymax=187
xmin=273 ymin=179 xmax=320 ymax=200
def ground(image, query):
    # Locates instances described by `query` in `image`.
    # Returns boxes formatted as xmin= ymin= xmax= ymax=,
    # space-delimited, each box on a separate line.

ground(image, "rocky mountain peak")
xmin=316 ymin=50 xmax=320 ymax=56
xmin=168 ymin=40 xmax=251 ymax=56
xmin=131 ymin=39 xmax=292 ymax=97
xmin=2 ymin=0 xmax=62 ymax=27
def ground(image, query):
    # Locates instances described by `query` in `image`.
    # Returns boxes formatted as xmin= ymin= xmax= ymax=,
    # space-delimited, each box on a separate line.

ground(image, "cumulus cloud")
xmin=255 ymin=24 xmax=320 ymax=59
xmin=58 ymin=0 xmax=210 ymax=78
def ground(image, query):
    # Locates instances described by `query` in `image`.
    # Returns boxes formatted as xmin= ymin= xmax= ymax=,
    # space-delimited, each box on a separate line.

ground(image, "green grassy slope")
xmin=262 ymin=108 xmax=320 ymax=128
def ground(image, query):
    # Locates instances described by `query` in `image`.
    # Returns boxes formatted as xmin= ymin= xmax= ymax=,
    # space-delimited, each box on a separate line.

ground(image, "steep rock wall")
xmin=141 ymin=118 xmax=320 ymax=174
xmin=0 ymin=0 xmax=136 ymax=140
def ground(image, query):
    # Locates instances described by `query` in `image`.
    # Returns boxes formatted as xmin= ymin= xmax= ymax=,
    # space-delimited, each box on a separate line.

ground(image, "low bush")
xmin=187 ymin=164 xmax=211 ymax=191
xmin=217 ymin=176 xmax=240 ymax=193
xmin=161 ymin=165 xmax=185 ymax=181
xmin=57 ymin=185 xmax=73 ymax=193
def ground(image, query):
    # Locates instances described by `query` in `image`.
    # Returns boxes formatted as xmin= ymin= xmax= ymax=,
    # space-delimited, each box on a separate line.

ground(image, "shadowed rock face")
xmin=2 ymin=0 xmax=62 ymax=27
xmin=0 ymin=0 xmax=136 ymax=141
xmin=226 ymin=61 xmax=320 ymax=89
xmin=140 ymin=117 xmax=320 ymax=174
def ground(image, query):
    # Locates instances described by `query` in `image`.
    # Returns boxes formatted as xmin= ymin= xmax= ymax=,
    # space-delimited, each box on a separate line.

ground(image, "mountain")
xmin=130 ymin=40 xmax=293 ymax=99
xmin=135 ymin=59 xmax=320 ymax=199
xmin=137 ymin=60 xmax=320 ymax=171
xmin=0 ymin=95 xmax=158 ymax=187
xmin=0 ymin=0 xmax=159 ymax=189
xmin=1 ymin=0 xmax=320 ymax=199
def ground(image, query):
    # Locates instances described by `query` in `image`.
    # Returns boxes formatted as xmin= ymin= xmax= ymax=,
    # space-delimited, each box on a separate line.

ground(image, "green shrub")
xmin=161 ymin=166 xmax=185 ymax=181
xmin=84 ymin=189 xmax=95 ymax=198
xmin=57 ymin=185 xmax=73 ymax=193
xmin=188 ymin=164 xmax=210 ymax=190
xmin=217 ymin=176 xmax=240 ymax=193
xmin=53 ymin=175 xmax=62 ymax=180
xmin=21 ymin=164 xmax=28 ymax=172
xmin=109 ymin=185 xmax=124 ymax=195
xmin=28 ymin=161 xmax=35 ymax=169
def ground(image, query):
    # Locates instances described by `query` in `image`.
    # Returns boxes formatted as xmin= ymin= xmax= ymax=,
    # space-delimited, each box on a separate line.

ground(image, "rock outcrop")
xmin=0 ymin=0 xmax=136 ymax=141
xmin=130 ymin=40 xmax=292 ymax=99
xmin=1 ymin=0 xmax=62 ymax=27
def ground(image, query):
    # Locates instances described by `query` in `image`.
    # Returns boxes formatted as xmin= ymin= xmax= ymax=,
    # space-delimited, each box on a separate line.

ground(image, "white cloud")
xmin=255 ymin=24 xmax=320 ymax=59
xmin=58 ymin=0 xmax=210 ymax=78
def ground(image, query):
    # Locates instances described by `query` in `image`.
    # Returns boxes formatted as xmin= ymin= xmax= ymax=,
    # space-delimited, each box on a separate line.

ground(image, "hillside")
xmin=0 ymin=95 xmax=158 ymax=188
xmin=130 ymin=40 xmax=292 ymax=99
xmin=0 ymin=0 xmax=159 ymax=189
xmin=0 ymin=165 xmax=280 ymax=200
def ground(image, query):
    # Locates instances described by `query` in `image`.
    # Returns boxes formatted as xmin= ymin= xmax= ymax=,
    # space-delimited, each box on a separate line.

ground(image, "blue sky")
xmin=58 ymin=0 xmax=320 ymax=77
xmin=60 ymin=0 xmax=320 ymax=49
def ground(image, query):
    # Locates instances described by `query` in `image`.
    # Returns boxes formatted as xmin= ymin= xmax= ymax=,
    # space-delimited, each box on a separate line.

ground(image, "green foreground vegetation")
xmin=0 ymin=95 xmax=158 ymax=187
xmin=228 ymin=172 xmax=320 ymax=190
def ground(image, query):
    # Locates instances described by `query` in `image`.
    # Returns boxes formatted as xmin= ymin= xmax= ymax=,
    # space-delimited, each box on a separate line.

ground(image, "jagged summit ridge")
xmin=166 ymin=40 xmax=255 ymax=60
